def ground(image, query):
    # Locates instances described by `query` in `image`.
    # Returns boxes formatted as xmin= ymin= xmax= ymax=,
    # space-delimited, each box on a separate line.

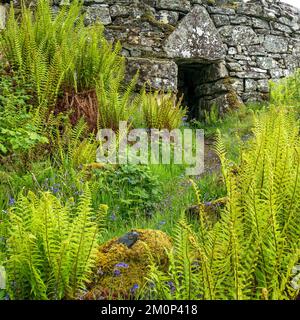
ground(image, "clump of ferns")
xmin=270 ymin=69 xmax=300 ymax=107
xmin=144 ymin=106 xmax=300 ymax=300
xmin=1 ymin=0 xmax=123 ymax=108
xmin=5 ymin=185 xmax=107 ymax=300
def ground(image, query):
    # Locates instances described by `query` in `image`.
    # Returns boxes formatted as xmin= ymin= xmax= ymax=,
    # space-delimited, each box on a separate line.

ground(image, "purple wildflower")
xmin=50 ymin=186 xmax=59 ymax=194
xmin=113 ymin=269 xmax=121 ymax=277
xmin=167 ymin=281 xmax=176 ymax=294
xmin=110 ymin=213 xmax=117 ymax=221
xmin=9 ymin=197 xmax=15 ymax=206
xmin=115 ymin=262 xmax=129 ymax=268
xmin=130 ymin=284 xmax=139 ymax=294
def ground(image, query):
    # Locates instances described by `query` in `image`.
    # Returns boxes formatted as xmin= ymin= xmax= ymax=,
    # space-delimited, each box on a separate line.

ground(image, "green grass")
xmin=191 ymin=102 xmax=268 ymax=162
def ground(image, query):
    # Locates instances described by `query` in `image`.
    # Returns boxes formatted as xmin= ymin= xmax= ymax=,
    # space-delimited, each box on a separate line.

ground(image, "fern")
xmin=147 ymin=106 xmax=300 ymax=300
xmin=140 ymin=90 xmax=187 ymax=130
xmin=96 ymin=72 xmax=141 ymax=131
xmin=0 ymin=0 xmax=124 ymax=107
xmin=5 ymin=185 xmax=104 ymax=300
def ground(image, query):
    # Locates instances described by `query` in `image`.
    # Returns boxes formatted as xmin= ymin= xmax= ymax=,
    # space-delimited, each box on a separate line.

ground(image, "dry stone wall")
xmin=1 ymin=0 xmax=300 ymax=117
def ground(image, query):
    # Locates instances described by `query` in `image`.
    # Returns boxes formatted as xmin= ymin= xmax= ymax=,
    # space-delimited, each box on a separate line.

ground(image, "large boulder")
xmin=83 ymin=229 xmax=172 ymax=299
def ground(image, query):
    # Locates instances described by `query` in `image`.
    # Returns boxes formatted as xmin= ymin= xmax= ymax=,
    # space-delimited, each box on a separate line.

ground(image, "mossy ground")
xmin=84 ymin=229 xmax=172 ymax=299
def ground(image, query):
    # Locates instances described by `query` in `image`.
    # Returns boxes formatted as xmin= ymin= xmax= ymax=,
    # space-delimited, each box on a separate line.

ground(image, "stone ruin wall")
xmin=1 ymin=0 xmax=300 ymax=117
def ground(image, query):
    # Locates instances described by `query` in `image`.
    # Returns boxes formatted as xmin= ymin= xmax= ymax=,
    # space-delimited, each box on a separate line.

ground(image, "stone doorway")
xmin=177 ymin=61 xmax=230 ymax=119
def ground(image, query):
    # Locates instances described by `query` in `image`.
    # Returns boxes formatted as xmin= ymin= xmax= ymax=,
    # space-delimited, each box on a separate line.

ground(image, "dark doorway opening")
xmin=177 ymin=62 xmax=222 ymax=120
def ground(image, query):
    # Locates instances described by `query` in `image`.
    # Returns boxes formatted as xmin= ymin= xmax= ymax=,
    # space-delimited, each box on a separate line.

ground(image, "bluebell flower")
xmin=113 ymin=269 xmax=121 ymax=277
xmin=130 ymin=284 xmax=139 ymax=294
xmin=75 ymin=190 xmax=83 ymax=196
xmin=167 ymin=281 xmax=176 ymax=294
xmin=110 ymin=213 xmax=117 ymax=221
xmin=157 ymin=220 xmax=166 ymax=229
xmin=50 ymin=186 xmax=59 ymax=194
xmin=9 ymin=197 xmax=15 ymax=206
xmin=115 ymin=262 xmax=129 ymax=268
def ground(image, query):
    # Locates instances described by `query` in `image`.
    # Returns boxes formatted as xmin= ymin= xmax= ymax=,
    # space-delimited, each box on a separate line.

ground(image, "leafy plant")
xmin=146 ymin=106 xmax=300 ymax=300
xmin=97 ymin=73 xmax=141 ymax=130
xmin=91 ymin=165 xmax=162 ymax=218
xmin=5 ymin=186 xmax=106 ymax=300
xmin=0 ymin=68 xmax=48 ymax=156
xmin=141 ymin=90 xmax=187 ymax=130
xmin=50 ymin=116 xmax=97 ymax=169
xmin=204 ymin=103 xmax=220 ymax=126
xmin=270 ymin=69 xmax=300 ymax=106
xmin=1 ymin=0 xmax=123 ymax=107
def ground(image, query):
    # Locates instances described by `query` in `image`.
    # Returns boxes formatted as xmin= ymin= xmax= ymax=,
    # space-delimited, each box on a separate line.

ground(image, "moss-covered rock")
xmin=186 ymin=197 xmax=227 ymax=226
xmin=83 ymin=229 xmax=172 ymax=300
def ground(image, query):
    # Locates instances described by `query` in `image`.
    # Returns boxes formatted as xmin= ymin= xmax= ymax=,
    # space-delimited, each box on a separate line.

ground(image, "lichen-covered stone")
xmin=230 ymin=78 xmax=244 ymax=91
xmin=83 ymin=229 xmax=172 ymax=300
xmin=126 ymin=57 xmax=178 ymax=91
xmin=84 ymin=4 xmax=112 ymax=25
xmin=231 ymin=70 xmax=268 ymax=79
xmin=245 ymin=79 xmax=258 ymax=91
xmin=257 ymin=79 xmax=270 ymax=92
xmin=164 ymin=6 xmax=225 ymax=61
xmin=207 ymin=6 xmax=236 ymax=15
xmin=256 ymin=56 xmax=278 ymax=69
xmin=109 ymin=4 xmax=131 ymax=18
xmin=156 ymin=0 xmax=191 ymax=12
xmin=156 ymin=10 xmax=179 ymax=26
xmin=212 ymin=14 xmax=230 ymax=27
xmin=219 ymin=25 xmax=259 ymax=46
xmin=273 ymin=21 xmax=292 ymax=33
xmin=263 ymin=35 xmax=288 ymax=53
xmin=252 ymin=17 xmax=270 ymax=29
